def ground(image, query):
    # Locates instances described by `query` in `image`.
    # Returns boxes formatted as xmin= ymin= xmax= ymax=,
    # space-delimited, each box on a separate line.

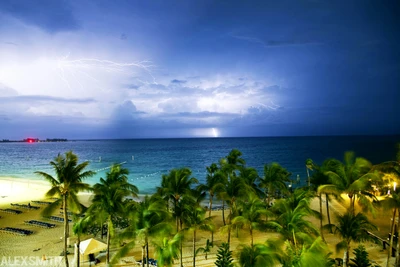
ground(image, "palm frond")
xmin=335 ymin=240 xmax=348 ymax=253
xmin=41 ymin=199 xmax=62 ymax=217
xmin=35 ymin=171 xmax=59 ymax=186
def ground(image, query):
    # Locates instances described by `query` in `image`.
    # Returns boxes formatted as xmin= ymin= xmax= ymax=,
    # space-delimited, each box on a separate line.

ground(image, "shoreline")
xmin=0 ymin=177 xmax=151 ymax=208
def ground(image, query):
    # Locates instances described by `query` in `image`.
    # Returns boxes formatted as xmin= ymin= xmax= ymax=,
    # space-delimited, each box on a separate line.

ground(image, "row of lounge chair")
xmin=48 ymin=216 xmax=72 ymax=223
xmin=0 ymin=208 xmax=23 ymax=214
xmin=11 ymin=203 xmax=40 ymax=210
xmin=25 ymin=220 xmax=56 ymax=229
xmin=31 ymin=200 xmax=53 ymax=205
xmin=0 ymin=227 xmax=34 ymax=236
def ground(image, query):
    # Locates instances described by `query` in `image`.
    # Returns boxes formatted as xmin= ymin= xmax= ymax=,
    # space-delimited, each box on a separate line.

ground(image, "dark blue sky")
xmin=0 ymin=0 xmax=399 ymax=139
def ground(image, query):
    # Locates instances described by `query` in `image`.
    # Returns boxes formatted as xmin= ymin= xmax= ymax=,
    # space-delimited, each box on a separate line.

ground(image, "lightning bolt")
xmin=257 ymin=101 xmax=280 ymax=110
xmin=56 ymin=54 xmax=157 ymax=90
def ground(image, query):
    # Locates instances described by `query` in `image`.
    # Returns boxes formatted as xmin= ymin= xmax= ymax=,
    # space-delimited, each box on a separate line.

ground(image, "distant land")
xmin=0 ymin=138 xmax=68 ymax=143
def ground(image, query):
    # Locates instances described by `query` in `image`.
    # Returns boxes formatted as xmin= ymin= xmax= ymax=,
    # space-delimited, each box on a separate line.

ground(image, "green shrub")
xmin=215 ymin=242 xmax=234 ymax=267
xmin=349 ymin=245 xmax=376 ymax=267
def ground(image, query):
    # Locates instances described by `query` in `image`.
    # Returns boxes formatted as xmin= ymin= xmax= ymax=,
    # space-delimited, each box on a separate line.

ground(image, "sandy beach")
xmin=0 ymin=177 xmax=395 ymax=266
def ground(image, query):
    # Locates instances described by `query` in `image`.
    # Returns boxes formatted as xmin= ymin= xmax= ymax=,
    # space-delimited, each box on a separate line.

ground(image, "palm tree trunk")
xmin=101 ymin=221 xmax=104 ymax=239
xmin=106 ymin=219 xmax=111 ymax=266
xmin=63 ymin=195 xmax=69 ymax=267
xmin=180 ymin=239 xmax=183 ymax=267
xmin=227 ymin=225 xmax=231 ymax=246
xmin=326 ymin=194 xmax=332 ymax=233
xmin=347 ymin=243 xmax=351 ymax=267
xmin=387 ymin=208 xmax=397 ymax=267
xmin=250 ymin=227 xmax=253 ymax=247
xmin=396 ymin=210 xmax=400 ymax=267
xmin=209 ymin=194 xmax=214 ymax=242
xmin=182 ymin=219 xmax=185 ymax=267
xmin=209 ymin=194 xmax=213 ymax=218
xmin=344 ymin=241 xmax=351 ymax=267
xmin=319 ymin=194 xmax=325 ymax=242
xmin=227 ymin=209 xmax=232 ymax=245
xmin=292 ymin=229 xmax=297 ymax=250
xmin=77 ymin=235 xmax=80 ymax=267
xmin=267 ymin=185 xmax=272 ymax=208
xmin=175 ymin=198 xmax=179 ymax=233
xmin=193 ymin=230 xmax=196 ymax=267
xmin=146 ymin=241 xmax=149 ymax=267
xmin=179 ymin=219 xmax=183 ymax=267
xmin=222 ymin=200 xmax=226 ymax=226
xmin=141 ymin=246 xmax=145 ymax=267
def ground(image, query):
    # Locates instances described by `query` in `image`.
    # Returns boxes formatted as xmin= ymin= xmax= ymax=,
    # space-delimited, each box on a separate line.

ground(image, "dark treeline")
xmin=36 ymin=144 xmax=400 ymax=267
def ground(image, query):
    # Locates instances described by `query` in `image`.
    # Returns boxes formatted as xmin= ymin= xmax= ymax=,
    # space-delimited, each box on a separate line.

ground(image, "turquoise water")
xmin=0 ymin=136 xmax=398 ymax=194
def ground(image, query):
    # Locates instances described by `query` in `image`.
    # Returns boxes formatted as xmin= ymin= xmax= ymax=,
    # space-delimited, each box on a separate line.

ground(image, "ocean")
xmin=0 ymin=136 xmax=398 ymax=194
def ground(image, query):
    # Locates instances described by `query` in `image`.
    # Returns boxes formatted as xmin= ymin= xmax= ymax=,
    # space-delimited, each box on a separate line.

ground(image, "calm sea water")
xmin=0 ymin=136 xmax=398 ymax=194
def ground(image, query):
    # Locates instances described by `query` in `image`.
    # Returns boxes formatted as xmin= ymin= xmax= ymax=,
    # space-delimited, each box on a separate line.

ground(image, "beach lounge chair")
xmin=24 ymin=220 xmax=56 ymax=229
xmin=32 ymin=200 xmax=53 ymax=205
xmin=0 ymin=227 xmax=34 ymax=236
xmin=0 ymin=208 xmax=23 ymax=214
xmin=48 ymin=216 xmax=72 ymax=223
xmin=11 ymin=203 xmax=40 ymax=210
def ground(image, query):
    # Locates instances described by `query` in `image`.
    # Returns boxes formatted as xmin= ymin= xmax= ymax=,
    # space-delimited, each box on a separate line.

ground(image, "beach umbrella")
xmin=79 ymin=238 xmax=107 ymax=259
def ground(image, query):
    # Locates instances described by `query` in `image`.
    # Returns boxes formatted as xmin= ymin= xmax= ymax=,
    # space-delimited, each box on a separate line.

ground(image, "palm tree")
xmin=232 ymin=193 xmax=269 ymax=246
xmin=329 ymin=211 xmax=378 ymax=267
xmin=196 ymin=239 xmax=213 ymax=260
xmin=380 ymin=191 xmax=400 ymax=267
xmin=35 ymin=151 xmax=94 ymax=267
xmin=307 ymin=158 xmax=328 ymax=240
xmin=115 ymin=195 xmax=172 ymax=267
xmin=372 ymin=143 xmax=400 ymax=183
xmin=182 ymin=206 xmax=214 ymax=267
xmin=86 ymin=165 xmax=138 ymax=266
xmin=216 ymin=167 xmax=228 ymax=226
xmin=306 ymin=158 xmax=313 ymax=187
xmin=157 ymin=168 xmax=198 ymax=232
xmin=197 ymin=163 xmax=225 ymax=242
xmin=318 ymin=151 xmax=380 ymax=215
xmin=282 ymin=237 xmax=332 ymax=267
xmin=72 ymin=215 xmax=92 ymax=267
xmin=237 ymin=239 xmax=283 ymax=267
xmin=259 ymin=162 xmax=291 ymax=207
xmin=220 ymin=173 xmax=250 ymax=245
xmin=226 ymin=149 xmax=246 ymax=167
xmin=198 ymin=163 xmax=224 ymax=217
xmin=153 ymin=233 xmax=182 ymax=267
xmin=239 ymin=166 xmax=262 ymax=197
xmin=217 ymin=149 xmax=252 ymax=245
xmin=218 ymin=149 xmax=246 ymax=226
xmin=267 ymin=189 xmax=319 ymax=245
xmin=310 ymin=160 xmax=334 ymax=233
xmin=372 ymin=144 xmax=400 ymax=266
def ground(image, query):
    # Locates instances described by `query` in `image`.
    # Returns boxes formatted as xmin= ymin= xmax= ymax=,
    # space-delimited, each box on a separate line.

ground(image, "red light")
xmin=29 ymin=140 xmax=33 ymax=143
